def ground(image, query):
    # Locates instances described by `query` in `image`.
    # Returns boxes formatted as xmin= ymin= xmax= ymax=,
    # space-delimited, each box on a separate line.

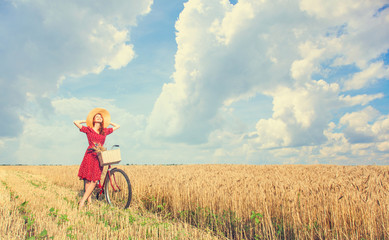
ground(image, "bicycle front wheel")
xmin=105 ymin=168 xmax=132 ymax=209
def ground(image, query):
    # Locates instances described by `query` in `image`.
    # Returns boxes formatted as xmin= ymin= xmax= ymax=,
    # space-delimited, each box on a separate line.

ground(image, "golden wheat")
xmin=120 ymin=164 xmax=389 ymax=239
xmin=1 ymin=164 xmax=388 ymax=239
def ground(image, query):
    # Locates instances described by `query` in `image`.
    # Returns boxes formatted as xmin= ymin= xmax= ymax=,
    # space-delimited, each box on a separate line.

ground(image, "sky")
xmin=1 ymin=0 xmax=389 ymax=165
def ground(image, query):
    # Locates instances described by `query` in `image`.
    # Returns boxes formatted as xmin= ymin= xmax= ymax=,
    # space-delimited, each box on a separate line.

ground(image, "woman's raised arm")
xmin=74 ymin=120 xmax=86 ymax=129
xmin=110 ymin=122 xmax=120 ymax=131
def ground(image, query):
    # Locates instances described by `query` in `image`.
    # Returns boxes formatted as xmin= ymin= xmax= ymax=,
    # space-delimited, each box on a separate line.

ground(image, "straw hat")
xmin=86 ymin=108 xmax=111 ymax=128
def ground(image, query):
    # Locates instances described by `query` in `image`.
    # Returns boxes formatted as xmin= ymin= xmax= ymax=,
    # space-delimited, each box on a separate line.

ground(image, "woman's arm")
xmin=110 ymin=122 xmax=120 ymax=131
xmin=73 ymin=120 xmax=86 ymax=129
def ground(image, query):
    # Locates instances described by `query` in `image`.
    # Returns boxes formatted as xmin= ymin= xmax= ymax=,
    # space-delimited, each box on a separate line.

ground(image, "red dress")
xmin=78 ymin=126 xmax=113 ymax=182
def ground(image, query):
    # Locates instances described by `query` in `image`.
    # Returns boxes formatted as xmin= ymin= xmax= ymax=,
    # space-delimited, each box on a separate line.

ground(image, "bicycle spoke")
xmin=104 ymin=168 xmax=132 ymax=209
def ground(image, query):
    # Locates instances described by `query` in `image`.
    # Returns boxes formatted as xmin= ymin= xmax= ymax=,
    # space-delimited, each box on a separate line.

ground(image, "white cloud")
xmin=339 ymin=106 xmax=379 ymax=143
xmin=209 ymin=0 xmax=256 ymax=45
xmin=144 ymin=0 xmax=389 ymax=167
xmin=340 ymin=93 xmax=384 ymax=106
xmin=146 ymin=0 xmax=311 ymax=143
xmin=320 ymin=107 xmax=389 ymax=158
xmin=343 ymin=62 xmax=389 ymax=90
xmin=299 ymin=0 xmax=378 ymax=20
xmin=320 ymin=124 xmax=351 ymax=158
xmin=372 ymin=115 xmax=389 ymax=141
xmin=299 ymin=0 xmax=389 ymax=75
xmin=249 ymin=80 xmax=340 ymax=149
xmin=291 ymin=41 xmax=325 ymax=82
xmin=0 ymin=0 xmax=152 ymax=138
xmin=252 ymin=118 xmax=291 ymax=148
xmin=377 ymin=141 xmax=389 ymax=151
xmin=314 ymin=110 xmax=389 ymax=164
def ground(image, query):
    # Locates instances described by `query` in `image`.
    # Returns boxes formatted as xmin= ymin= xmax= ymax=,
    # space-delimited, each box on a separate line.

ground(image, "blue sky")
xmin=1 ymin=0 xmax=389 ymax=165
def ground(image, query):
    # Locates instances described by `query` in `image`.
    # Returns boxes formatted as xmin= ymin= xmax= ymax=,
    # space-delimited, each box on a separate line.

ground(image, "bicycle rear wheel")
xmin=105 ymin=168 xmax=132 ymax=209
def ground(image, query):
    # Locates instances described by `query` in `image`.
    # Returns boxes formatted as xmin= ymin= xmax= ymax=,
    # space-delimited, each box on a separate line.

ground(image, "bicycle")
xmin=85 ymin=145 xmax=132 ymax=209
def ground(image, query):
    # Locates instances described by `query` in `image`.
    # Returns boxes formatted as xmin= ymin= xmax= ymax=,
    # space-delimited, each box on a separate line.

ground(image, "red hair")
xmin=93 ymin=113 xmax=106 ymax=135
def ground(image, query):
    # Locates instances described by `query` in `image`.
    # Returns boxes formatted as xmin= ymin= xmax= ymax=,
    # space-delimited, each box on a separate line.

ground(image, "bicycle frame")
xmin=90 ymin=162 xmax=132 ymax=209
xmin=97 ymin=165 xmax=122 ymax=196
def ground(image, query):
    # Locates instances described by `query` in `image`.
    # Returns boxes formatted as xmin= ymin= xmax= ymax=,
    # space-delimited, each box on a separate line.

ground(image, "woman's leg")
xmin=84 ymin=181 xmax=93 ymax=203
xmin=87 ymin=189 xmax=93 ymax=204
xmin=79 ymin=181 xmax=97 ymax=209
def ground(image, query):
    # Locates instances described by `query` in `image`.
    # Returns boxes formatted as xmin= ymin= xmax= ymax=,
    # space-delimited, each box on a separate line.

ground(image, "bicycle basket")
xmin=97 ymin=149 xmax=121 ymax=166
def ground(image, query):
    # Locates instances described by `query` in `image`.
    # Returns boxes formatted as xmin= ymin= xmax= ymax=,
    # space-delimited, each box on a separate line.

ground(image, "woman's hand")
xmin=74 ymin=120 xmax=86 ymax=129
xmin=110 ymin=122 xmax=120 ymax=131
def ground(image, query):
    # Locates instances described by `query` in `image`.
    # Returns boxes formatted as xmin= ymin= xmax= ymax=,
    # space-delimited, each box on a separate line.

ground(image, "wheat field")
xmin=1 ymin=164 xmax=388 ymax=239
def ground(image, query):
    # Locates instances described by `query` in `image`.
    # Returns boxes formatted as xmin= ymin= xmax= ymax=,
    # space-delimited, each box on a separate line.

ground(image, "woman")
xmin=73 ymin=108 xmax=120 ymax=209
